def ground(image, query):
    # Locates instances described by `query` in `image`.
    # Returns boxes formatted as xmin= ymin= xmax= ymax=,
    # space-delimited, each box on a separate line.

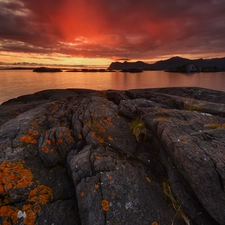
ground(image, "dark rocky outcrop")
xmin=33 ymin=67 xmax=62 ymax=72
xmin=166 ymin=64 xmax=221 ymax=73
xmin=108 ymin=61 xmax=152 ymax=71
xmin=121 ymin=68 xmax=143 ymax=73
xmin=108 ymin=56 xmax=225 ymax=71
xmin=166 ymin=64 xmax=201 ymax=73
xmin=66 ymin=69 xmax=110 ymax=72
xmin=1 ymin=87 xmax=225 ymax=225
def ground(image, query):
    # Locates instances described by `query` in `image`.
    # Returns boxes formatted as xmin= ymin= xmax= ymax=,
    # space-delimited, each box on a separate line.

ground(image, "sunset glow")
xmin=0 ymin=0 xmax=225 ymax=67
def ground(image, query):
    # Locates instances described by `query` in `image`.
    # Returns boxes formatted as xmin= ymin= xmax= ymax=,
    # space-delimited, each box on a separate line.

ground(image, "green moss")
xmin=129 ymin=118 xmax=146 ymax=142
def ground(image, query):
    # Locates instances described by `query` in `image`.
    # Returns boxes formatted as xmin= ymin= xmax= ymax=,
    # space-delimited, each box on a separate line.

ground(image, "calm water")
xmin=0 ymin=70 xmax=225 ymax=104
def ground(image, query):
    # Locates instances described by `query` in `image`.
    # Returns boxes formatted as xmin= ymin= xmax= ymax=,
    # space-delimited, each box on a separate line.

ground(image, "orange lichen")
xmin=107 ymin=136 xmax=113 ymax=141
xmin=20 ymin=135 xmax=37 ymax=144
xmin=22 ymin=204 xmax=31 ymax=211
xmin=22 ymin=186 xmax=52 ymax=225
xmin=31 ymin=121 xmax=39 ymax=128
xmin=28 ymin=130 xmax=39 ymax=136
xmin=0 ymin=183 xmax=5 ymax=195
xmin=2 ymin=196 xmax=11 ymax=205
xmin=28 ymin=185 xmax=53 ymax=205
xmin=0 ymin=161 xmax=53 ymax=225
xmin=98 ymin=137 xmax=104 ymax=144
xmin=33 ymin=205 xmax=41 ymax=213
xmin=41 ymin=146 xmax=49 ymax=153
xmin=48 ymin=103 xmax=55 ymax=109
xmin=3 ymin=220 xmax=11 ymax=225
xmin=23 ymin=209 xmax=36 ymax=225
xmin=146 ymin=177 xmax=151 ymax=183
xmin=0 ymin=206 xmax=19 ymax=224
xmin=103 ymin=117 xmax=112 ymax=126
xmin=95 ymin=184 xmax=99 ymax=189
xmin=0 ymin=206 xmax=11 ymax=215
xmin=108 ymin=176 xmax=113 ymax=181
xmin=151 ymin=222 xmax=158 ymax=225
xmin=95 ymin=155 xmax=101 ymax=160
xmin=80 ymin=191 xmax=85 ymax=197
xmin=101 ymin=199 xmax=109 ymax=211
xmin=57 ymin=139 xmax=63 ymax=144
xmin=0 ymin=161 xmax=33 ymax=195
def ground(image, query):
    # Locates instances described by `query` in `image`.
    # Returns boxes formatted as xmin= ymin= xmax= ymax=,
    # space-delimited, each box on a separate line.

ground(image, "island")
xmin=33 ymin=67 xmax=62 ymax=72
xmin=66 ymin=68 xmax=111 ymax=72
xmin=108 ymin=56 xmax=225 ymax=72
xmin=0 ymin=87 xmax=225 ymax=225
xmin=121 ymin=68 xmax=143 ymax=73
xmin=166 ymin=64 xmax=221 ymax=73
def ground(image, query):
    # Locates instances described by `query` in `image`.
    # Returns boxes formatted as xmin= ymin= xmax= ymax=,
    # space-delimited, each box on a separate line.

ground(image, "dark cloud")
xmin=0 ymin=0 xmax=225 ymax=62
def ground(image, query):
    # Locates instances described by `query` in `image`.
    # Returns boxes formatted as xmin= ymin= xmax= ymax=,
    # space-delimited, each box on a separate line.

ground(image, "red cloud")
xmin=1 ymin=0 xmax=225 ymax=61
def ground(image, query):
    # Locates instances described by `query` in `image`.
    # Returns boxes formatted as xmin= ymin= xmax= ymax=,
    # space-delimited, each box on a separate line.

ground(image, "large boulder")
xmin=0 ymin=87 xmax=225 ymax=225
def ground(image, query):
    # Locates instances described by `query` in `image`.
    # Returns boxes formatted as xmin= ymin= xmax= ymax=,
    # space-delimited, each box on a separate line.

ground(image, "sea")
xmin=0 ymin=69 xmax=225 ymax=104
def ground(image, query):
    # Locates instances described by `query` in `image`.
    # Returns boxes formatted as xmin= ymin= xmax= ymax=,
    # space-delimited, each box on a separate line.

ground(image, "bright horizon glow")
xmin=1 ymin=51 xmax=225 ymax=68
xmin=0 ymin=51 xmax=112 ymax=67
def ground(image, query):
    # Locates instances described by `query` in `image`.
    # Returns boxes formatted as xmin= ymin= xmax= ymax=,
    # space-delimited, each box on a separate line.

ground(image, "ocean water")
xmin=0 ymin=70 xmax=225 ymax=104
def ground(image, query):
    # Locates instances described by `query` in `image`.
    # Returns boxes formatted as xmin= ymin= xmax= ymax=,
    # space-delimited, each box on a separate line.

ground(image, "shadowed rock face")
xmin=1 ymin=87 xmax=225 ymax=225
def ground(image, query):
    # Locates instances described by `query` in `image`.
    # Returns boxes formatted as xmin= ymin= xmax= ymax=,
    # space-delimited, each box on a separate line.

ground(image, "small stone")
xmin=17 ymin=210 xmax=26 ymax=219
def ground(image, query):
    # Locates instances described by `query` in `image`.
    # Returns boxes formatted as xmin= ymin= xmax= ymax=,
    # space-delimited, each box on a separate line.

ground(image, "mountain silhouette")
xmin=107 ymin=56 xmax=225 ymax=71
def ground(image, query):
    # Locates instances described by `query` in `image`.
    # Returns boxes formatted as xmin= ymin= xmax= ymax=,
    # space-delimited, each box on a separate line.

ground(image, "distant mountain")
xmin=107 ymin=61 xmax=151 ymax=70
xmin=107 ymin=56 xmax=225 ymax=71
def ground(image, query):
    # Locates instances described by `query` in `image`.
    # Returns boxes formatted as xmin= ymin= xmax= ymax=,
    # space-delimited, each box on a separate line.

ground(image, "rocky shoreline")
xmin=0 ymin=87 xmax=225 ymax=225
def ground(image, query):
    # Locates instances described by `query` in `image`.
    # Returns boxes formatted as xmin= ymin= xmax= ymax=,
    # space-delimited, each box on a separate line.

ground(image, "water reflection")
xmin=0 ymin=70 xmax=225 ymax=104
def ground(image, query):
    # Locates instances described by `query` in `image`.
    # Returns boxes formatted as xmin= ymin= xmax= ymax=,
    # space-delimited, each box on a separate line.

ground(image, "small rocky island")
xmin=0 ymin=87 xmax=225 ymax=225
xmin=33 ymin=67 xmax=62 ymax=72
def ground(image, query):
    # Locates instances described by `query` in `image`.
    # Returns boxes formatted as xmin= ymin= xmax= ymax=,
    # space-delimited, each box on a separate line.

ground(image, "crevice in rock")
xmin=213 ymin=162 xmax=224 ymax=192
xmin=98 ymin=173 xmax=107 ymax=225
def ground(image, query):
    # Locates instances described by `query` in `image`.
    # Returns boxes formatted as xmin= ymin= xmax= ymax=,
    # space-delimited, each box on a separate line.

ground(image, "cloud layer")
xmin=1 ymin=0 xmax=225 ymax=63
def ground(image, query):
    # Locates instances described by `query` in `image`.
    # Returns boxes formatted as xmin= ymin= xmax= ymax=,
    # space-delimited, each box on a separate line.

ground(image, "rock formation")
xmin=166 ymin=64 xmax=220 ymax=73
xmin=121 ymin=68 xmax=143 ymax=73
xmin=33 ymin=67 xmax=62 ymax=72
xmin=166 ymin=64 xmax=201 ymax=73
xmin=0 ymin=87 xmax=225 ymax=225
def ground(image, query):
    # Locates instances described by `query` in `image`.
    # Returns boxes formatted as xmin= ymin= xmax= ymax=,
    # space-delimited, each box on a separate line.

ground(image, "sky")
xmin=0 ymin=0 xmax=225 ymax=67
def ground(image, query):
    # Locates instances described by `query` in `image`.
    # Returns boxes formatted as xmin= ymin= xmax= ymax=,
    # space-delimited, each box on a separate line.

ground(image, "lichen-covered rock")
xmin=0 ymin=87 xmax=225 ymax=225
xmin=39 ymin=127 xmax=75 ymax=167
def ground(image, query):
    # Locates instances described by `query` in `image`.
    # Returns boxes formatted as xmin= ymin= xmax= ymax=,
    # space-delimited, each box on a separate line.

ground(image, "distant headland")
xmin=107 ymin=56 xmax=225 ymax=72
